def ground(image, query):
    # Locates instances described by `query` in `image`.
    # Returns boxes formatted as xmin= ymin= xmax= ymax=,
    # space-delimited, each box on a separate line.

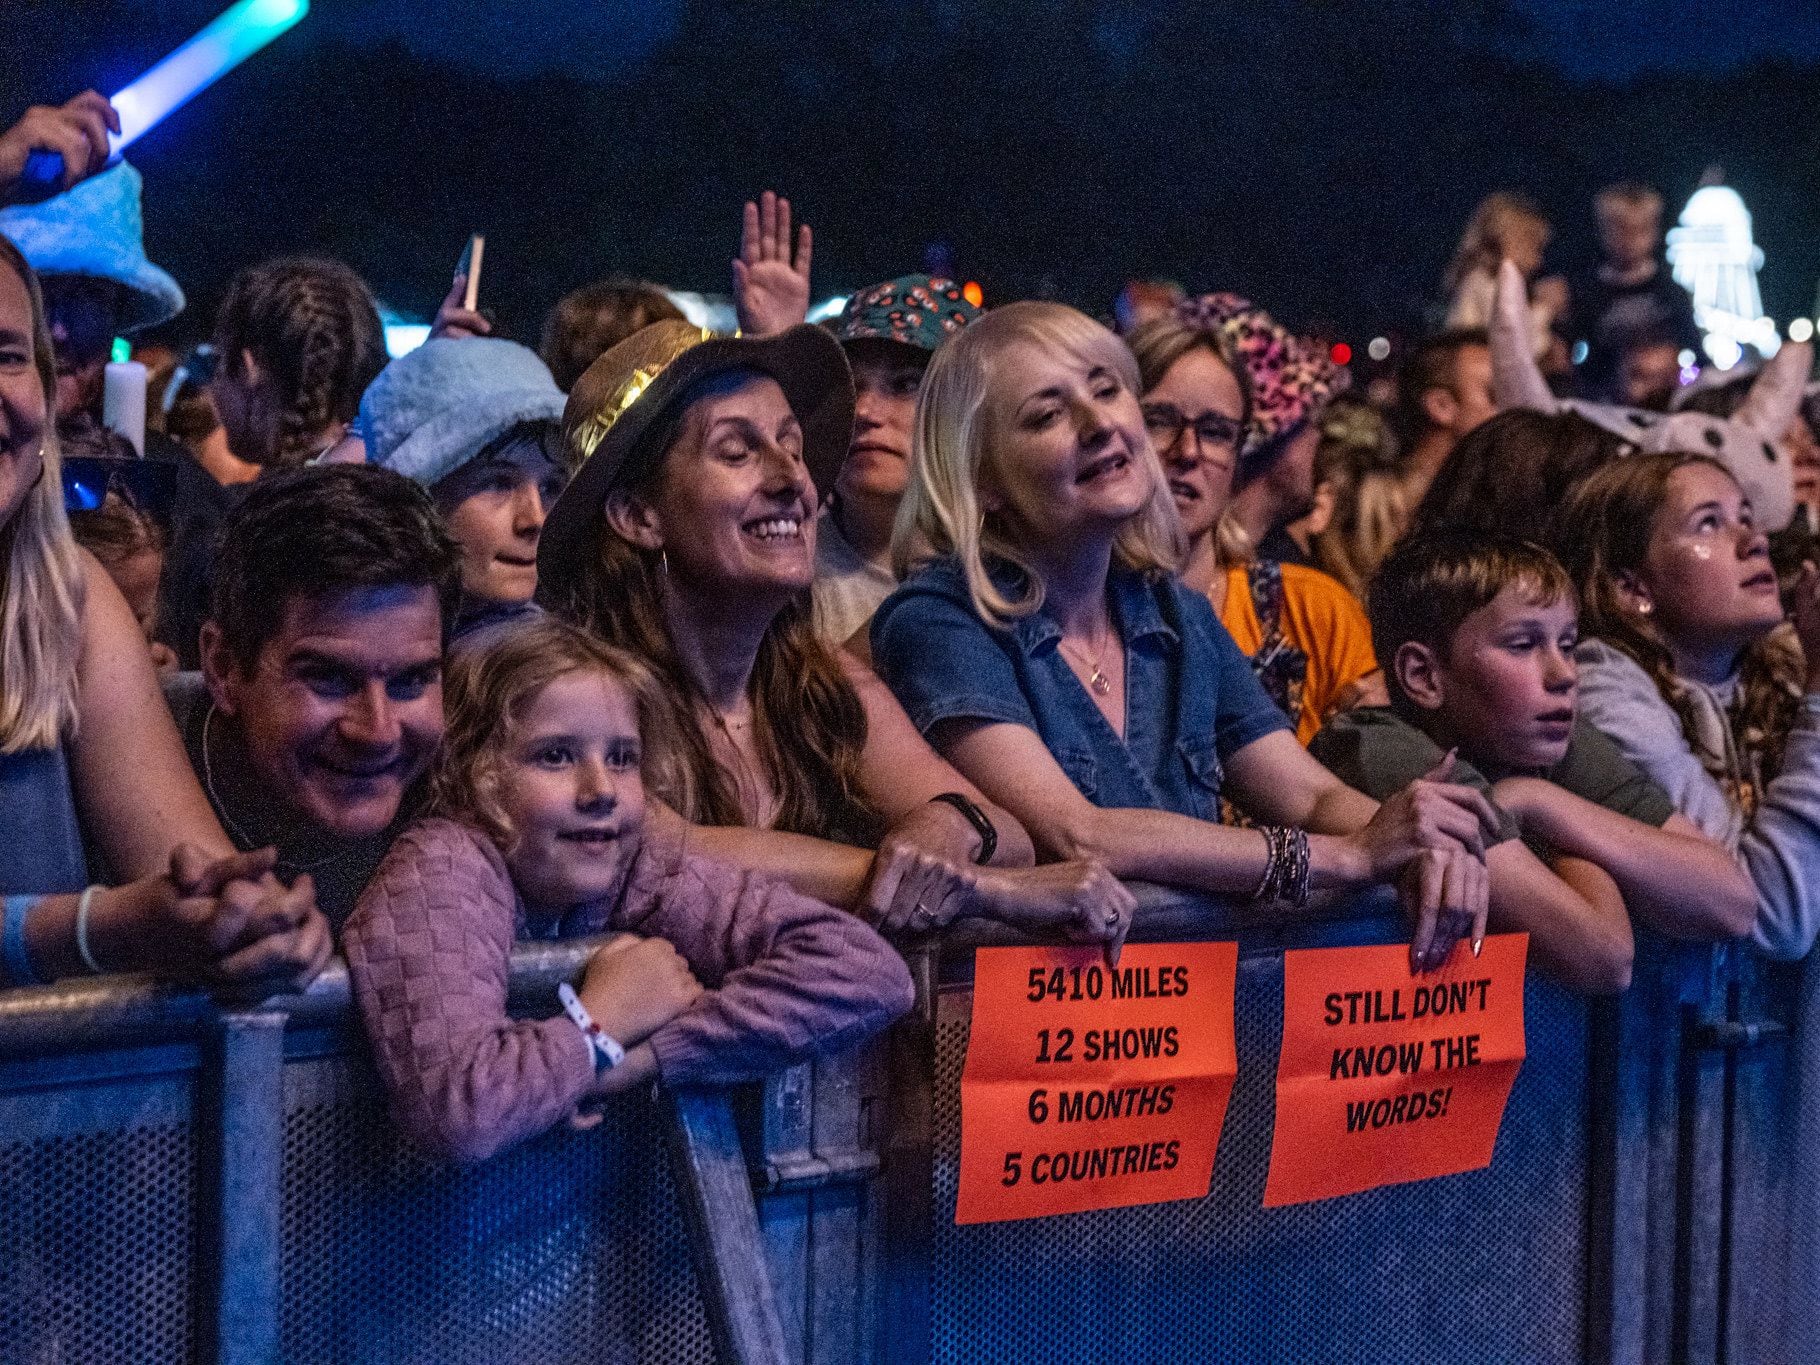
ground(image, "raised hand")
xmin=0 ymin=91 xmax=118 ymax=203
xmin=732 ymin=190 xmax=813 ymax=337
xmin=428 ymin=270 xmax=492 ymax=341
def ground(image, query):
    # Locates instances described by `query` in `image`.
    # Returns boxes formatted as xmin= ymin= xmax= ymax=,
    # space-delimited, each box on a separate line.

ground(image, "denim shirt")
xmin=871 ymin=558 xmax=1292 ymax=819
xmin=0 ymin=744 xmax=87 ymax=895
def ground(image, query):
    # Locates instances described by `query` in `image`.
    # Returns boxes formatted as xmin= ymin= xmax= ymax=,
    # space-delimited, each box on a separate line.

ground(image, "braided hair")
xmin=212 ymin=257 xmax=386 ymax=467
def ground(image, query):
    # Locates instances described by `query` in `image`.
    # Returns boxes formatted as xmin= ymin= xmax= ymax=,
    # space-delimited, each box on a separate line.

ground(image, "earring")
xmin=660 ymin=549 xmax=670 ymax=576
xmin=1636 ymin=600 xmax=1653 ymax=616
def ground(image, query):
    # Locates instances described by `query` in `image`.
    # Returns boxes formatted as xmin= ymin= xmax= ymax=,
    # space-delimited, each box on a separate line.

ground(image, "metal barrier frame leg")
xmin=668 ymin=1086 xmax=792 ymax=1365
xmin=873 ymin=946 xmax=939 ymax=1365
xmin=199 ymin=1010 xmax=287 ymax=1365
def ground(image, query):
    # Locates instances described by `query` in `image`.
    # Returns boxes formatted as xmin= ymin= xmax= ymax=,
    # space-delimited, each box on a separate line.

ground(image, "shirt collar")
xmin=1002 ymin=563 xmax=1179 ymax=655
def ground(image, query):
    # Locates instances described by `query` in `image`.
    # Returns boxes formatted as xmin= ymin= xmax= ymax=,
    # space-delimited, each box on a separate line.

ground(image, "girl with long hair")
xmin=1559 ymin=450 xmax=1820 ymax=957
xmin=208 ymin=255 xmax=387 ymax=469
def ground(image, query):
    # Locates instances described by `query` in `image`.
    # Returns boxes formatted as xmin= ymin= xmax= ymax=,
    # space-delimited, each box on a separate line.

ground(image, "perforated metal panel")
xmin=280 ymin=1048 xmax=717 ymax=1365
xmin=929 ymin=949 xmax=1591 ymax=1365
xmin=0 ymin=1067 xmax=198 ymax=1365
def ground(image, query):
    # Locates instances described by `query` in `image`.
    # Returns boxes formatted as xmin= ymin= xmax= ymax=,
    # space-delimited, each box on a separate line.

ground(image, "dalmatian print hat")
xmin=1489 ymin=260 xmax=1806 ymax=532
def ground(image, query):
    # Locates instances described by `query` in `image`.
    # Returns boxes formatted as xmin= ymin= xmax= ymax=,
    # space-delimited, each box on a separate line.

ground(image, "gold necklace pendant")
xmin=1060 ymin=636 xmax=1115 ymax=698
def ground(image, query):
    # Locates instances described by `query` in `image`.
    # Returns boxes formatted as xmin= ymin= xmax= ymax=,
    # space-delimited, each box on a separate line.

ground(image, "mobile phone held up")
xmin=456 ymin=233 xmax=485 ymax=312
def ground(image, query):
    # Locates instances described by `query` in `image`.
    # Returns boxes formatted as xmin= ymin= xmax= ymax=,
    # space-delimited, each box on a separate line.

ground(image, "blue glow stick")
xmin=19 ymin=0 xmax=309 ymax=197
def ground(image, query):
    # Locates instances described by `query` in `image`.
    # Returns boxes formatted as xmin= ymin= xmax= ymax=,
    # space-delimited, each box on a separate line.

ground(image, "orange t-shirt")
xmin=1216 ymin=562 xmax=1379 ymax=745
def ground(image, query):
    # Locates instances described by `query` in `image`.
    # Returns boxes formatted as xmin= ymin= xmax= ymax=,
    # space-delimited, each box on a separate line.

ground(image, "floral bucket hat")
xmin=833 ymin=274 xmax=982 ymax=354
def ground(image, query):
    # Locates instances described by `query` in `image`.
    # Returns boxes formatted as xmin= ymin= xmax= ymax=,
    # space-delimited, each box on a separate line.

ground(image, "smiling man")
xmin=165 ymin=465 xmax=462 ymax=928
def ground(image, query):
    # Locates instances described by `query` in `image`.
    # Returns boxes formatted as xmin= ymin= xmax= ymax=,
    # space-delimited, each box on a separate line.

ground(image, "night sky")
xmin=9 ymin=1 xmax=1820 ymax=345
xmin=302 ymin=0 xmax=1820 ymax=81
xmin=318 ymin=0 xmax=1820 ymax=83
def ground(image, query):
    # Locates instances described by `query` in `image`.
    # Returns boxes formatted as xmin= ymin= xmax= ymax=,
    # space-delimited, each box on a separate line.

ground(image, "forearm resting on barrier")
xmin=1493 ymin=778 xmax=1755 ymax=941
xmin=1481 ymin=841 xmax=1633 ymax=994
xmin=666 ymin=808 xmax=1093 ymax=939
xmin=11 ymin=847 xmax=329 ymax=993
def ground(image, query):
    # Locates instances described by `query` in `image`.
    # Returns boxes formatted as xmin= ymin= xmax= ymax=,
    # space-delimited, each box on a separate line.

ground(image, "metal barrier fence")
xmin=0 ymin=890 xmax=1809 ymax=1364
xmin=0 ymin=945 xmax=784 ymax=1365
xmin=869 ymin=888 xmax=1814 ymax=1365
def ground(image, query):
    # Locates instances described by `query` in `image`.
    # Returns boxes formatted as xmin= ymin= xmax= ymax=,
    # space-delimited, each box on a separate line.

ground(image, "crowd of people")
xmin=3 ymin=90 xmax=1819 ymax=1164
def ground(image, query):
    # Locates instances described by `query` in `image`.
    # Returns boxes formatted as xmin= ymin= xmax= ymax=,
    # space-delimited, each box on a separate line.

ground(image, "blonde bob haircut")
xmin=0 ymin=235 xmax=85 ymax=754
xmin=895 ymin=301 xmax=1184 ymax=627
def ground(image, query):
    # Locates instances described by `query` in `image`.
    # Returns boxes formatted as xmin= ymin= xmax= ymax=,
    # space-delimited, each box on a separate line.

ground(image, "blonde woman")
xmin=1444 ymin=191 xmax=1566 ymax=362
xmin=871 ymin=302 xmax=1500 ymax=968
xmin=1308 ymin=401 xmax=1411 ymax=604
xmin=0 ymin=235 xmax=328 ymax=990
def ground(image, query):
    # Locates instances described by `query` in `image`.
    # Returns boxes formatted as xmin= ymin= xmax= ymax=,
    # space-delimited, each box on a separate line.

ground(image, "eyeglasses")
xmin=1142 ymin=403 xmax=1243 ymax=459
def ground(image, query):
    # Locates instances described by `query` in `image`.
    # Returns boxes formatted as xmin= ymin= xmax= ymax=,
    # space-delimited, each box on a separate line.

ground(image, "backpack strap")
xmin=1244 ymin=561 xmax=1309 ymax=722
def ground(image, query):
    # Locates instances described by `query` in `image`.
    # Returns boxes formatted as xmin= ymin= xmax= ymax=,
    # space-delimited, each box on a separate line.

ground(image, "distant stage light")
xmin=1366 ymin=336 xmax=1390 ymax=362
xmin=1329 ymin=342 xmax=1352 ymax=366
xmin=963 ymin=281 xmax=985 ymax=308
xmin=1705 ymin=334 xmax=1744 ymax=371
xmin=1789 ymin=318 xmax=1814 ymax=344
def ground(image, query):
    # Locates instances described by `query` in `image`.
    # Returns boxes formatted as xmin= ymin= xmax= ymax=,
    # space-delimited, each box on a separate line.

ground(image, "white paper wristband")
xmin=557 ymin=982 xmax=626 ymax=1071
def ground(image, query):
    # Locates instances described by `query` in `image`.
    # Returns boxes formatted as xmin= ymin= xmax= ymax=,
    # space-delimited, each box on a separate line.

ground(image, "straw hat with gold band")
xmin=537 ymin=319 xmax=855 ymax=592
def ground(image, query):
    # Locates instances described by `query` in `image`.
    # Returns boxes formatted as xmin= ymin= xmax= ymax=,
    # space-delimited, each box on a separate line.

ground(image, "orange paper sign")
xmin=1263 ymin=933 xmax=1528 ymax=1207
xmin=956 ymin=941 xmax=1238 ymax=1225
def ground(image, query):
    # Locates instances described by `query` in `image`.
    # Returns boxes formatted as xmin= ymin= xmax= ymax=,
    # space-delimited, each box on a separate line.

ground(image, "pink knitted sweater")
xmin=344 ymin=815 xmax=913 ymax=1163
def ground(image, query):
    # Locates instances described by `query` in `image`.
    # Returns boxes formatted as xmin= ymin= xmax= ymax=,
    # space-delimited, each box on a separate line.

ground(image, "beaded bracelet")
xmin=1251 ymin=827 xmax=1312 ymax=909
xmin=1280 ymin=827 xmax=1311 ymax=908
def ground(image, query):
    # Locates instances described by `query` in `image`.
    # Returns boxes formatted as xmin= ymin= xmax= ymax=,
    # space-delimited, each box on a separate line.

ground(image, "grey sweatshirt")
xmin=1575 ymin=638 xmax=1820 ymax=959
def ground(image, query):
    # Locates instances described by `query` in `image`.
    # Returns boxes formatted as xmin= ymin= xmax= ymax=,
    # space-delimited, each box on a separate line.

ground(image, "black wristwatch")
xmin=929 ymin=792 xmax=998 ymax=865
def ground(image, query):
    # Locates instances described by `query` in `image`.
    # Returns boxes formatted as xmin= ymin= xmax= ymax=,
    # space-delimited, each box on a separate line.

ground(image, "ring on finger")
xmin=1106 ymin=908 xmax=1122 ymax=928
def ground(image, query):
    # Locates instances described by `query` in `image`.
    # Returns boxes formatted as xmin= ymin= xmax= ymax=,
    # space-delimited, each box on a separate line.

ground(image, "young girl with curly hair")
xmin=342 ymin=619 xmax=912 ymax=1163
